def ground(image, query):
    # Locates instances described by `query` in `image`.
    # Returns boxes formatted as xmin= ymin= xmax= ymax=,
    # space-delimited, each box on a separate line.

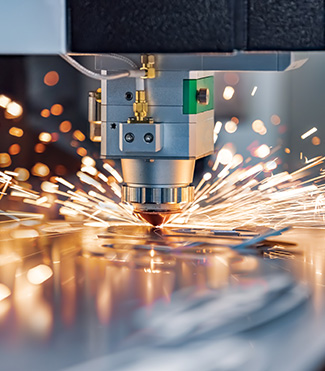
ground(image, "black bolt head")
xmin=125 ymin=132 xmax=135 ymax=143
xmin=144 ymin=133 xmax=154 ymax=143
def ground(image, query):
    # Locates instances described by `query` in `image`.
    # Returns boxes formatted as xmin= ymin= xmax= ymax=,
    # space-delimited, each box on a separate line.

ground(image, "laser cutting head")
xmin=89 ymin=55 xmax=215 ymax=225
xmin=89 ymin=53 xmax=303 ymax=226
xmin=121 ymin=158 xmax=195 ymax=225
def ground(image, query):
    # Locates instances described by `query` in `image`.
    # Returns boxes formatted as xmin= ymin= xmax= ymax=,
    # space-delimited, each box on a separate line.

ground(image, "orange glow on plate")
xmin=0 ymin=284 xmax=11 ymax=302
xmin=50 ymin=104 xmax=63 ymax=116
xmin=27 ymin=264 xmax=53 ymax=285
xmin=59 ymin=120 xmax=72 ymax=133
xmin=44 ymin=71 xmax=59 ymax=86
xmin=40 ymin=109 xmax=50 ymax=118
xmin=9 ymin=143 xmax=21 ymax=155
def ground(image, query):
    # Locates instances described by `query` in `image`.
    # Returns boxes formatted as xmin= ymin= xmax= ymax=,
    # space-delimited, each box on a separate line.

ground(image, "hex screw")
xmin=144 ymin=133 xmax=154 ymax=143
xmin=125 ymin=132 xmax=135 ymax=143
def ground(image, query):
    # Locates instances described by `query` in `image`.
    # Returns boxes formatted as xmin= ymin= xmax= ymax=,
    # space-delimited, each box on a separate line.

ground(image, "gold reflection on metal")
xmin=0 ymin=283 xmax=11 ymax=301
xmin=27 ymin=264 xmax=53 ymax=285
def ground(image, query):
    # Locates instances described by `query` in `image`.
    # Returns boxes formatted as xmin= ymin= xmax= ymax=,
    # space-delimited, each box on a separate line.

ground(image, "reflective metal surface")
xmin=0 ymin=223 xmax=324 ymax=370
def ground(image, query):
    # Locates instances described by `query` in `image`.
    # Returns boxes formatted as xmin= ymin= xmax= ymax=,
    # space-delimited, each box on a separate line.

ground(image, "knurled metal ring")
xmin=122 ymin=185 xmax=194 ymax=204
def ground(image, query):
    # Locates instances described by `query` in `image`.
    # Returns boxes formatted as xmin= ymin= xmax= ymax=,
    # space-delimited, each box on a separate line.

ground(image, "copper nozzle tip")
xmin=134 ymin=211 xmax=175 ymax=227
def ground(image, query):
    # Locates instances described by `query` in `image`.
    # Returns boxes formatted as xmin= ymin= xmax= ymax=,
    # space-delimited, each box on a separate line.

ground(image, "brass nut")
xmin=146 ymin=68 xmax=156 ymax=79
xmin=141 ymin=54 xmax=155 ymax=79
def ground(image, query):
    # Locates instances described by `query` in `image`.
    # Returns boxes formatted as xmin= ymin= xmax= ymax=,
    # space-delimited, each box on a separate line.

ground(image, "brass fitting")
xmin=95 ymin=88 xmax=101 ymax=103
xmin=133 ymin=90 xmax=148 ymax=121
xmin=127 ymin=55 xmax=155 ymax=123
xmin=140 ymin=54 xmax=155 ymax=79
xmin=127 ymin=90 xmax=154 ymax=123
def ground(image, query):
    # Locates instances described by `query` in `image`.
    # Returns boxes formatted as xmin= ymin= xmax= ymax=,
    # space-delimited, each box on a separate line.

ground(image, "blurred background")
xmin=0 ymin=53 xmax=324 ymax=214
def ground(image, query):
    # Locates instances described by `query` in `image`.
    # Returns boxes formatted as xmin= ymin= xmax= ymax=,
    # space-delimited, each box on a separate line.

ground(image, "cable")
xmin=107 ymin=53 xmax=138 ymax=69
xmin=60 ymin=54 xmax=145 ymax=81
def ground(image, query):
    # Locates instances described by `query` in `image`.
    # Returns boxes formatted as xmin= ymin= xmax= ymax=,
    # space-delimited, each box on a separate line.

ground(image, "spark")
xmin=213 ymin=121 xmax=222 ymax=144
xmin=301 ymin=127 xmax=317 ymax=140
xmin=103 ymin=163 xmax=123 ymax=183
xmin=2 ymin=138 xmax=325 ymax=234
xmin=23 ymin=198 xmax=51 ymax=208
xmin=169 ymin=156 xmax=325 ymax=230
xmin=55 ymin=177 xmax=75 ymax=189
xmin=251 ymin=86 xmax=258 ymax=96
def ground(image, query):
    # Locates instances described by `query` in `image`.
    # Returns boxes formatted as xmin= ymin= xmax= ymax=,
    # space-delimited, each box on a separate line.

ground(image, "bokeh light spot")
xmin=73 ymin=130 xmax=86 ymax=141
xmin=225 ymin=120 xmax=237 ymax=134
xmin=51 ymin=132 xmax=59 ymax=142
xmin=231 ymin=117 xmax=239 ymax=124
xmin=252 ymin=119 xmax=265 ymax=134
xmin=31 ymin=163 xmax=50 ymax=177
xmin=14 ymin=167 xmax=30 ymax=181
xmin=39 ymin=132 xmax=52 ymax=143
xmin=217 ymin=148 xmax=233 ymax=165
xmin=312 ymin=136 xmax=321 ymax=146
xmin=271 ymin=114 xmax=281 ymax=125
xmin=50 ymin=104 xmax=63 ymax=116
xmin=77 ymin=147 xmax=87 ymax=157
xmin=9 ymin=127 xmax=23 ymax=137
xmin=40 ymin=109 xmax=50 ymax=118
xmin=59 ymin=120 xmax=72 ymax=133
xmin=8 ymin=143 xmax=20 ymax=155
xmin=223 ymin=86 xmax=235 ymax=101
xmin=34 ymin=143 xmax=46 ymax=153
xmin=255 ymin=144 xmax=270 ymax=158
xmin=44 ymin=71 xmax=59 ymax=87
xmin=6 ymin=102 xmax=23 ymax=117
xmin=55 ymin=164 xmax=67 ymax=176
xmin=224 ymin=72 xmax=239 ymax=86
xmin=0 ymin=153 xmax=11 ymax=167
